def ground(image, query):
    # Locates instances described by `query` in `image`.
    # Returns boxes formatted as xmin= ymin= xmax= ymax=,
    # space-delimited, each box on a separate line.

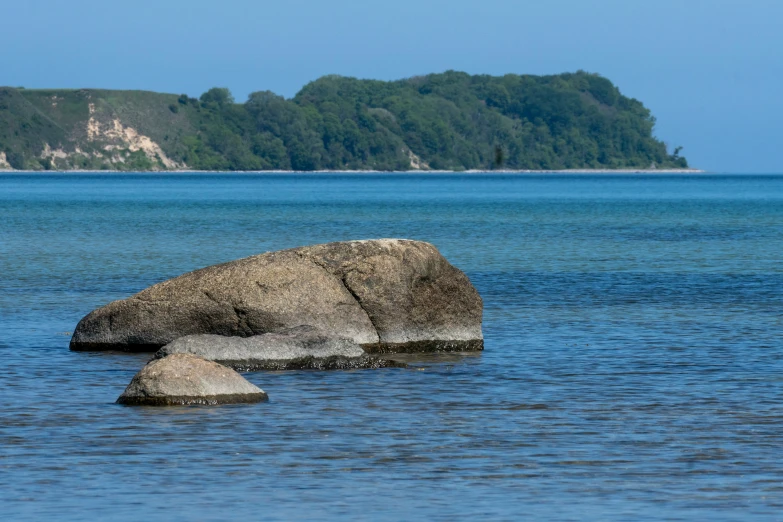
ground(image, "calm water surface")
xmin=1 ymin=174 xmax=782 ymax=521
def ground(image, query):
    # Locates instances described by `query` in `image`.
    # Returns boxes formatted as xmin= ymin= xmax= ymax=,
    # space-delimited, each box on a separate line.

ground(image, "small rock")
xmin=155 ymin=326 xmax=406 ymax=371
xmin=117 ymin=353 xmax=268 ymax=406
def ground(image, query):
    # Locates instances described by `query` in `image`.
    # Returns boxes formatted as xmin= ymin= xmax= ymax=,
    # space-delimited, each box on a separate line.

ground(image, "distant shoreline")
xmin=1 ymin=74 xmax=693 ymax=174
xmin=0 ymin=168 xmax=707 ymax=174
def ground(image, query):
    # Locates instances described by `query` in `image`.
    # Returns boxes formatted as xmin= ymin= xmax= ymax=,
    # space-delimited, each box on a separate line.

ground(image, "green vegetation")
xmin=0 ymin=71 xmax=689 ymax=171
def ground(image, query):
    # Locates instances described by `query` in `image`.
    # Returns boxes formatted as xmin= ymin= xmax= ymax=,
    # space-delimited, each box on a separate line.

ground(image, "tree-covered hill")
xmin=0 ymin=71 xmax=689 ymax=171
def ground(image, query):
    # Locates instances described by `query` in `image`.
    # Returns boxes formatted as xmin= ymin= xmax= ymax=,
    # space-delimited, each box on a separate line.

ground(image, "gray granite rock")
xmin=117 ymin=353 xmax=267 ymax=406
xmin=71 ymin=239 xmax=483 ymax=353
xmin=155 ymin=326 xmax=405 ymax=371
xmin=298 ymin=240 xmax=483 ymax=354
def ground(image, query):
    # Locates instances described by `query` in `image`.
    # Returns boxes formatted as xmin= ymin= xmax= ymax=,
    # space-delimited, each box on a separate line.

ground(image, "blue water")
xmin=1 ymin=173 xmax=782 ymax=521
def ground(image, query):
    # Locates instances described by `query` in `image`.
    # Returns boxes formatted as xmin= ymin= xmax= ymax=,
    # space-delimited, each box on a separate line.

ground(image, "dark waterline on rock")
xmin=1 ymin=173 xmax=782 ymax=521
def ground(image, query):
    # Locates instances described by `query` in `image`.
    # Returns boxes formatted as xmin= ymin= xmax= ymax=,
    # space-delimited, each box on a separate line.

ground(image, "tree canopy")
xmin=181 ymin=71 xmax=687 ymax=170
xmin=0 ymin=72 xmax=689 ymax=171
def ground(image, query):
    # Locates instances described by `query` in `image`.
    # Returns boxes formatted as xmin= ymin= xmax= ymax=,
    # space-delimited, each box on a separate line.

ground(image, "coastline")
xmin=0 ymin=168 xmax=707 ymax=174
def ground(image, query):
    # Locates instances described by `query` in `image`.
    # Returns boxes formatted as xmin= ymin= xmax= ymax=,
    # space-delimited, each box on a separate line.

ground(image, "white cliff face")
xmin=85 ymin=103 xmax=184 ymax=169
xmin=0 ymin=152 xmax=12 ymax=170
xmin=407 ymin=149 xmax=430 ymax=170
xmin=38 ymin=144 xmax=70 ymax=168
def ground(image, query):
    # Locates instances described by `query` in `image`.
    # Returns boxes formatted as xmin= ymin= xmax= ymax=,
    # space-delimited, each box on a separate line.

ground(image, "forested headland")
xmin=0 ymin=71 xmax=689 ymax=171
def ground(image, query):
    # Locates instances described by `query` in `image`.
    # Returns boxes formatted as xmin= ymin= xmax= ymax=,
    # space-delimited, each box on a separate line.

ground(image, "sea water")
xmin=1 ymin=173 xmax=782 ymax=521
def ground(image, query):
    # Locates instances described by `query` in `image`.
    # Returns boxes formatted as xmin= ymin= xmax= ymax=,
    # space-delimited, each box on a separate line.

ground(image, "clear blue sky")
xmin=2 ymin=0 xmax=781 ymax=172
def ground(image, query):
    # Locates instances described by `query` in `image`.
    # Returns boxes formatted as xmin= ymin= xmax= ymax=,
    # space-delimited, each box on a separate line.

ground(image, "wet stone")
xmin=117 ymin=353 xmax=268 ymax=406
xmin=155 ymin=326 xmax=406 ymax=371
xmin=70 ymin=239 xmax=484 ymax=354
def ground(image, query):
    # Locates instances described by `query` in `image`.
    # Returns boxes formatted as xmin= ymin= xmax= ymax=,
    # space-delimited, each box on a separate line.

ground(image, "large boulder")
xmin=71 ymin=239 xmax=483 ymax=353
xmin=155 ymin=326 xmax=406 ymax=371
xmin=117 ymin=353 xmax=268 ymax=406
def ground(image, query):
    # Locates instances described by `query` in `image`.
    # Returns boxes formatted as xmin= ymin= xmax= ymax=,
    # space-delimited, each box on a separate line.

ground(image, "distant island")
xmin=0 ymin=71 xmax=692 ymax=172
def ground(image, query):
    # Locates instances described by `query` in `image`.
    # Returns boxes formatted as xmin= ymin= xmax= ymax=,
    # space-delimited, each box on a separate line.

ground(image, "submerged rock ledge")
xmin=70 ymin=239 xmax=484 ymax=354
xmin=155 ymin=327 xmax=406 ymax=371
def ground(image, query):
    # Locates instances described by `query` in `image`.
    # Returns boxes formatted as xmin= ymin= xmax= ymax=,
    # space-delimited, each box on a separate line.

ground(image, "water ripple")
xmin=1 ymin=174 xmax=782 ymax=521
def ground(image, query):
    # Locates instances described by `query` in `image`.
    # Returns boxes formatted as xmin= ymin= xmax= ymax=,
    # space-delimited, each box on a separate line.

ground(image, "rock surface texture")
xmin=155 ymin=326 xmax=405 ymax=371
xmin=71 ymin=239 xmax=483 ymax=353
xmin=117 ymin=353 xmax=268 ymax=406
